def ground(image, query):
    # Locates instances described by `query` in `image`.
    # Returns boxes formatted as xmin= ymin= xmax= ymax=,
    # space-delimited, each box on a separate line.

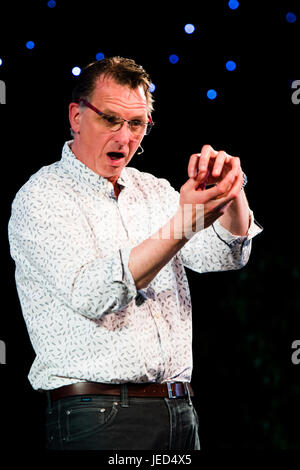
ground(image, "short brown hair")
xmin=71 ymin=56 xmax=154 ymax=113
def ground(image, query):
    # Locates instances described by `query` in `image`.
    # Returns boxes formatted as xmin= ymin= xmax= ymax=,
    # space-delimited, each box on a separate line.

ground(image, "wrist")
xmin=219 ymin=189 xmax=250 ymax=236
xmin=173 ymin=204 xmax=205 ymax=240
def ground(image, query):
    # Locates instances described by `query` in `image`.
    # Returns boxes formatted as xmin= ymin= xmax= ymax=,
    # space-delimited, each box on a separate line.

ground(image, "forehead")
xmin=91 ymin=75 xmax=148 ymax=115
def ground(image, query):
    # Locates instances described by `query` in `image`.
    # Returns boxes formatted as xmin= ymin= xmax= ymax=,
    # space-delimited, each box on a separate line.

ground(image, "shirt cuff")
xmin=212 ymin=209 xmax=263 ymax=246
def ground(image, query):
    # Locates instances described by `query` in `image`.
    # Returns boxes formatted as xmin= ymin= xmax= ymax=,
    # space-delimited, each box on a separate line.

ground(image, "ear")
xmin=69 ymin=102 xmax=81 ymax=135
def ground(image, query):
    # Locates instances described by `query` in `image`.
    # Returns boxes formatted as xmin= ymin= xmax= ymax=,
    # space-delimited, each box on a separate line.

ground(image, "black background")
xmin=1 ymin=0 xmax=300 ymax=454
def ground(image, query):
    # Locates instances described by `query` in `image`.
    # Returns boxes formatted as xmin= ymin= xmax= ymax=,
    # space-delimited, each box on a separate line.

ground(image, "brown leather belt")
xmin=47 ymin=382 xmax=194 ymax=401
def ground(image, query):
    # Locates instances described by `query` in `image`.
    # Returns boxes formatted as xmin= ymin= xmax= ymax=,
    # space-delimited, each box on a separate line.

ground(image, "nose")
xmin=114 ymin=121 xmax=135 ymax=146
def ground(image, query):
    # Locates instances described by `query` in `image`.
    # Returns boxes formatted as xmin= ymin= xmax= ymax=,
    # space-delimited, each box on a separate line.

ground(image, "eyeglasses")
xmin=77 ymin=98 xmax=154 ymax=138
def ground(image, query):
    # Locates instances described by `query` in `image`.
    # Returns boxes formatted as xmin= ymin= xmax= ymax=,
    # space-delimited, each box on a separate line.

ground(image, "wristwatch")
xmin=242 ymin=172 xmax=248 ymax=189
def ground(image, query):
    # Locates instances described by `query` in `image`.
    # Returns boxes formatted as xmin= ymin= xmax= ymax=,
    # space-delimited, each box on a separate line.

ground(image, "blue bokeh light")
xmin=0 ymin=58 xmax=2 ymax=67
xmin=286 ymin=12 xmax=297 ymax=23
xmin=184 ymin=23 xmax=195 ymax=34
xmin=47 ymin=0 xmax=56 ymax=7
xmin=26 ymin=41 xmax=35 ymax=50
xmin=228 ymin=0 xmax=239 ymax=10
xmin=207 ymin=89 xmax=217 ymax=100
xmin=149 ymin=83 xmax=156 ymax=93
xmin=72 ymin=66 xmax=82 ymax=76
xmin=226 ymin=60 xmax=237 ymax=71
xmin=169 ymin=54 xmax=179 ymax=64
xmin=96 ymin=52 xmax=105 ymax=61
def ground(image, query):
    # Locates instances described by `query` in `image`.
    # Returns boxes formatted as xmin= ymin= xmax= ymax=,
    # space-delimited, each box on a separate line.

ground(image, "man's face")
xmin=69 ymin=75 xmax=149 ymax=183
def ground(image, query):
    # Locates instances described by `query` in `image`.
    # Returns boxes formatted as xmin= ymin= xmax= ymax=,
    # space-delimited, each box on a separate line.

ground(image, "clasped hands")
xmin=176 ymin=145 xmax=244 ymax=237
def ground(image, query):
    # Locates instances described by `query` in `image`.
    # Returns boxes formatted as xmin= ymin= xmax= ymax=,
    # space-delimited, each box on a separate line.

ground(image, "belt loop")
xmin=120 ymin=384 xmax=129 ymax=408
xmin=184 ymin=383 xmax=192 ymax=406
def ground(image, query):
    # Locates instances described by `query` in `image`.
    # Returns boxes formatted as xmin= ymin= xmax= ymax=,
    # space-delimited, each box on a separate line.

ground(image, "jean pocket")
xmin=65 ymin=401 xmax=119 ymax=442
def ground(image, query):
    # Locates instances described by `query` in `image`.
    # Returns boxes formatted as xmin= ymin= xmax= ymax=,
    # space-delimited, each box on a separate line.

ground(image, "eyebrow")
xmin=101 ymin=108 xmax=147 ymax=121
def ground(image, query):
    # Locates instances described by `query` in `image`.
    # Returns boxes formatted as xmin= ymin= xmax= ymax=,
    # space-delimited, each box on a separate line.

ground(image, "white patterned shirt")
xmin=8 ymin=141 xmax=262 ymax=390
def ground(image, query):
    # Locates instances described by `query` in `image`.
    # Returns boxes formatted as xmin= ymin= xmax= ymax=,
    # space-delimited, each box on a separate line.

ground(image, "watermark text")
xmin=0 ymin=80 xmax=6 ymax=104
xmin=0 ymin=340 xmax=6 ymax=364
xmin=291 ymin=340 xmax=300 ymax=365
xmin=291 ymin=80 xmax=300 ymax=105
xmin=150 ymin=204 xmax=204 ymax=240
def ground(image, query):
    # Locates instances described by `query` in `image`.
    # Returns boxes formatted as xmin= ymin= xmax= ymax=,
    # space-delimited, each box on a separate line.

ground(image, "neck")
xmin=70 ymin=139 xmax=121 ymax=194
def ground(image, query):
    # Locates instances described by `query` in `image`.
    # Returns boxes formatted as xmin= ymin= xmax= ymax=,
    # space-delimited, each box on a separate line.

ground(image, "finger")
xmin=198 ymin=169 xmax=210 ymax=190
xmin=204 ymin=173 xmax=242 ymax=217
xmin=197 ymin=144 xmax=218 ymax=181
xmin=217 ymin=169 xmax=244 ymax=205
xmin=224 ymin=155 xmax=241 ymax=178
xmin=229 ymin=155 xmax=241 ymax=176
xmin=196 ymin=169 xmax=236 ymax=201
xmin=183 ymin=162 xmax=242 ymax=205
xmin=195 ymin=157 xmax=237 ymax=193
xmin=181 ymin=176 xmax=203 ymax=196
xmin=211 ymin=151 xmax=227 ymax=179
xmin=187 ymin=153 xmax=201 ymax=178
xmin=229 ymin=168 xmax=244 ymax=195
xmin=181 ymin=171 xmax=230 ymax=206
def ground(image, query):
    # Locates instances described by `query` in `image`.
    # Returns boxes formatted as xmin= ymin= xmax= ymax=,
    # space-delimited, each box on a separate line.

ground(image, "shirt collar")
xmin=60 ymin=140 xmax=133 ymax=195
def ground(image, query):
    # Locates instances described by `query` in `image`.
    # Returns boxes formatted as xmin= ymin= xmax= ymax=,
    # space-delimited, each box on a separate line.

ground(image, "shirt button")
xmin=155 ymin=313 xmax=160 ymax=319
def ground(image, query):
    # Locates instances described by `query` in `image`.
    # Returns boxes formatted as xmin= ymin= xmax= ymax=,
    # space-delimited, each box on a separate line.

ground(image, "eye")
xmin=130 ymin=120 xmax=144 ymax=128
xmin=102 ymin=115 xmax=121 ymax=127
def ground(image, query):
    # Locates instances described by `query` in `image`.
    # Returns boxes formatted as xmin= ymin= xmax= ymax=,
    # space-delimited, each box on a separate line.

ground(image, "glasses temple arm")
xmin=77 ymin=98 xmax=103 ymax=116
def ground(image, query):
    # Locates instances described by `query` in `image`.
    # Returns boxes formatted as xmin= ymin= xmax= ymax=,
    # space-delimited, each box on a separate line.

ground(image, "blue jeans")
xmin=45 ymin=390 xmax=200 ymax=450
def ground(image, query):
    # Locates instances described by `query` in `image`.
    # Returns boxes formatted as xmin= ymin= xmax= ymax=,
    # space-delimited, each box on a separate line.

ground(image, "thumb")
xmin=182 ymin=177 xmax=200 ymax=191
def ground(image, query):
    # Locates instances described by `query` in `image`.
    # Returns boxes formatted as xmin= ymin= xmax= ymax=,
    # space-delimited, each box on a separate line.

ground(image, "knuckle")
xmin=201 ymin=144 xmax=212 ymax=153
xmin=234 ymin=156 xmax=241 ymax=166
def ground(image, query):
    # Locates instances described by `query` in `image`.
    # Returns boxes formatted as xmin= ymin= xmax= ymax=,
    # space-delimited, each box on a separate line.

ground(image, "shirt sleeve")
xmin=8 ymin=185 xmax=137 ymax=320
xmin=180 ymin=209 xmax=263 ymax=273
xmin=150 ymin=175 xmax=263 ymax=274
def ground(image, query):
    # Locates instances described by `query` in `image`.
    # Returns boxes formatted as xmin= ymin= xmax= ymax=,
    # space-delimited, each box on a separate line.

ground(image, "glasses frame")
xmin=77 ymin=98 xmax=154 ymax=136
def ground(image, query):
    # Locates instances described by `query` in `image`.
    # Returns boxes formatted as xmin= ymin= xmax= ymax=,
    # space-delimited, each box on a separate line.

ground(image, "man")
xmin=8 ymin=57 xmax=262 ymax=450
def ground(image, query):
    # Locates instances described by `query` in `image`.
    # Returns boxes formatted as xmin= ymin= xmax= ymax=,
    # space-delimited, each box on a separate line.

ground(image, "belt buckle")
xmin=167 ymin=382 xmax=177 ymax=399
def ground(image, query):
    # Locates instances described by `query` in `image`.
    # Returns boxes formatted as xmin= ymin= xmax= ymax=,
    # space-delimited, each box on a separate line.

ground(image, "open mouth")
xmin=107 ymin=152 xmax=125 ymax=160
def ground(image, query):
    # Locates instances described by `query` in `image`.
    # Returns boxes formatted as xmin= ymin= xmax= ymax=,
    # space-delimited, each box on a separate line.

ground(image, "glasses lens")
xmin=145 ymin=122 xmax=153 ymax=135
xmin=101 ymin=115 xmax=123 ymax=132
xmin=129 ymin=121 xmax=148 ymax=137
xmin=99 ymin=113 xmax=152 ymax=138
